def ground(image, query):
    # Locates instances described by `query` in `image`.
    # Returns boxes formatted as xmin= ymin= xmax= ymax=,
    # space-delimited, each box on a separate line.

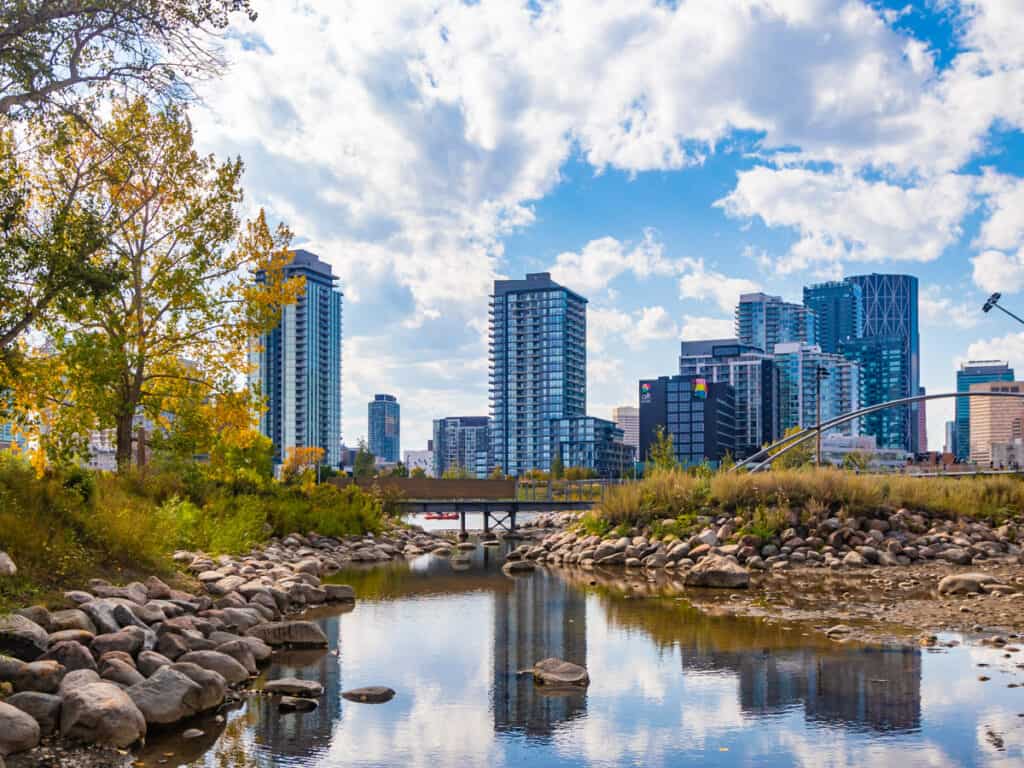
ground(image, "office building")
xmin=368 ymin=394 xmax=400 ymax=463
xmin=819 ymin=434 xmax=911 ymax=470
xmin=550 ymin=416 xmax=635 ymax=477
xmin=433 ymin=416 xmax=490 ymax=478
xmin=772 ymin=343 xmax=860 ymax=437
xmin=968 ymin=381 xmax=1024 ymax=465
xmin=611 ymin=405 xmax=639 ymax=451
xmin=955 ymin=361 xmax=1014 ymax=460
xmin=638 ymin=375 xmax=736 ymax=468
xmin=944 ymin=421 xmax=957 ymax=455
xmin=489 ymin=272 xmax=586 ymax=476
xmin=803 ymin=280 xmax=864 ymax=354
xmin=991 ymin=439 xmax=1024 ymax=469
xmin=250 ymin=249 xmax=343 ymax=466
xmin=403 ymin=449 xmax=434 ymax=476
xmin=916 ymin=387 xmax=927 ymax=453
xmin=736 ymin=293 xmax=817 ymax=353
xmin=679 ymin=339 xmax=776 ymax=458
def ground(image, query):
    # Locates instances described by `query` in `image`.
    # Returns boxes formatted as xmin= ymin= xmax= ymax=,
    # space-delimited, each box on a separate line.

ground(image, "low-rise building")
xmin=819 ymin=434 xmax=910 ymax=470
xmin=550 ymin=416 xmax=635 ymax=478
xmin=638 ymin=375 xmax=736 ymax=468
xmin=403 ymin=449 xmax=434 ymax=476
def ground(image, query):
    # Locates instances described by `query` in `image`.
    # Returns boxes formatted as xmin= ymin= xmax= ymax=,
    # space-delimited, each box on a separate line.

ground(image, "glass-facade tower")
xmin=803 ymin=281 xmax=864 ymax=354
xmin=773 ymin=343 xmax=860 ymax=437
xmin=433 ymin=416 xmax=490 ymax=478
xmin=736 ymin=293 xmax=817 ymax=353
xmin=251 ymin=249 xmax=343 ymax=466
xmin=489 ymin=273 xmax=586 ymax=476
xmin=368 ymin=394 xmax=400 ymax=463
xmin=955 ymin=361 xmax=1014 ymax=460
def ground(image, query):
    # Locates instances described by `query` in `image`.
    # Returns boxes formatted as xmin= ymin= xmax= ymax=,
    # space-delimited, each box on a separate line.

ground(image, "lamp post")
xmin=816 ymin=366 xmax=830 ymax=467
xmin=982 ymin=293 xmax=1024 ymax=326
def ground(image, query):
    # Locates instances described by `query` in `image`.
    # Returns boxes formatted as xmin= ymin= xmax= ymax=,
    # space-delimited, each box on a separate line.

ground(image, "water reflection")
xmin=151 ymin=541 xmax=1024 ymax=768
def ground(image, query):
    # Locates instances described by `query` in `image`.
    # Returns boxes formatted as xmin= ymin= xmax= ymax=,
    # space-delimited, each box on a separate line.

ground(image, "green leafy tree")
xmin=842 ymin=450 xmax=870 ymax=472
xmin=550 ymin=454 xmax=564 ymax=480
xmin=441 ymin=464 xmax=472 ymax=480
xmin=770 ymin=426 xmax=814 ymax=470
xmin=389 ymin=461 xmax=408 ymax=477
xmin=410 ymin=466 xmax=427 ymax=478
xmin=354 ymin=439 xmax=376 ymax=479
xmin=648 ymin=426 xmax=678 ymax=473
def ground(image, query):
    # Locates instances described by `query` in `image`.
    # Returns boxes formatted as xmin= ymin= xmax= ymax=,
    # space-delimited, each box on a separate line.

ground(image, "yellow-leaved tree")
xmin=18 ymin=99 xmax=303 ymax=469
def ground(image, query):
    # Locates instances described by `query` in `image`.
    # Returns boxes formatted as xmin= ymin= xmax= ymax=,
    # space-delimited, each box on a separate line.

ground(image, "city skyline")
xmin=191 ymin=3 xmax=1024 ymax=453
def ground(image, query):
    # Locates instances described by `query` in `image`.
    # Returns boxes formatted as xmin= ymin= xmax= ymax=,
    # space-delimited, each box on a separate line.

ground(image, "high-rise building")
xmin=611 ymin=406 xmax=639 ymax=450
xmin=638 ymin=375 xmax=736 ymax=468
xmin=550 ymin=416 xmax=635 ymax=477
xmin=368 ymin=394 xmax=400 ymax=463
xmin=251 ymin=249 xmax=343 ymax=466
xmin=679 ymin=338 xmax=776 ymax=458
xmin=803 ymin=280 xmax=864 ymax=354
xmin=842 ymin=274 xmax=919 ymax=452
xmin=968 ymin=381 xmax=1024 ymax=465
xmin=433 ymin=416 xmax=490 ymax=478
xmin=736 ymin=293 xmax=817 ymax=353
xmin=943 ymin=421 xmax=957 ymax=455
xmin=489 ymin=273 xmax=586 ymax=476
xmin=916 ymin=386 xmax=927 ymax=453
xmin=955 ymin=360 xmax=1014 ymax=460
xmin=772 ymin=342 xmax=860 ymax=436
xmin=403 ymin=449 xmax=434 ymax=476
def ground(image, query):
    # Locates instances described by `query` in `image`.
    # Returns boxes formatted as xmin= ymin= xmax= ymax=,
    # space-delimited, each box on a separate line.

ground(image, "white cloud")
xmin=549 ymin=230 xmax=678 ymax=294
xmin=634 ymin=306 xmax=679 ymax=342
xmin=678 ymin=258 xmax=760 ymax=313
xmin=971 ymin=249 xmax=1024 ymax=294
xmin=680 ymin=315 xmax=736 ymax=340
xmin=920 ymin=285 xmax=980 ymax=329
xmin=966 ymin=331 xmax=1024 ymax=369
xmin=976 ymin=171 xmax=1024 ymax=253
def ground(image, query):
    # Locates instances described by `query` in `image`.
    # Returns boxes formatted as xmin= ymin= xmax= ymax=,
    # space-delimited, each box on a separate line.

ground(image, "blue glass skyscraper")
xmin=251 ymin=249 xmax=343 ymax=466
xmin=489 ymin=272 xmax=586 ymax=476
xmin=368 ymin=394 xmax=400 ymax=463
xmin=736 ymin=293 xmax=817 ymax=353
xmin=955 ymin=361 xmax=1014 ymax=460
xmin=803 ymin=280 xmax=864 ymax=354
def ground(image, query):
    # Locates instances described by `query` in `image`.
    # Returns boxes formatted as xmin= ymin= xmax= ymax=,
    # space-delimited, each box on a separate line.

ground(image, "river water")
xmin=140 ymin=541 xmax=1024 ymax=767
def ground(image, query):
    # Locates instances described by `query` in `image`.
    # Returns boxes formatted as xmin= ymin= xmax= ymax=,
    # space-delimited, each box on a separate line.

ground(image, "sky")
xmin=189 ymin=0 xmax=1024 ymax=454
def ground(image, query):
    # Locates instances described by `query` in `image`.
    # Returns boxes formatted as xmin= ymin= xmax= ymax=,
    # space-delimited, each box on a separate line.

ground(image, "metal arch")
xmin=732 ymin=390 xmax=1024 ymax=473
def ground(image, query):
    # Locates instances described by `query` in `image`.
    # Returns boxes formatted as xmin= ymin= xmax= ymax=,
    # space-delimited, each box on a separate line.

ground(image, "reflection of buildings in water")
xmin=251 ymin=615 xmax=343 ymax=764
xmin=492 ymin=570 xmax=588 ymax=737
xmin=682 ymin=646 xmax=922 ymax=733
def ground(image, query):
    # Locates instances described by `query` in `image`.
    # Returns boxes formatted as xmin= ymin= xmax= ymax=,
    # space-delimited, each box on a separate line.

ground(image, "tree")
xmin=550 ymin=453 xmax=564 ymax=480
xmin=441 ymin=464 xmax=472 ymax=480
xmin=648 ymin=426 xmax=678 ymax=473
xmin=281 ymin=445 xmax=325 ymax=483
xmin=15 ymin=99 xmax=302 ymax=469
xmin=410 ymin=466 xmax=426 ymax=479
xmin=842 ymin=450 xmax=869 ymax=472
xmin=389 ymin=461 xmax=408 ymax=478
xmin=354 ymin=439 xmax=375 ymax=479
xmin=770 ymin=426 xmax=814 ymax=470
xmin=489 ymin=465 xmax=504 ymax=480
xmin=0 ymin=0 xmax=257 ymax=119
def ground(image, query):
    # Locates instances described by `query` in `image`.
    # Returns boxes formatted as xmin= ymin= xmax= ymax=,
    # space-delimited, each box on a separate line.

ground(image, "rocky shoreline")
xmin=0 ymin=526 xmax=451 ymax=767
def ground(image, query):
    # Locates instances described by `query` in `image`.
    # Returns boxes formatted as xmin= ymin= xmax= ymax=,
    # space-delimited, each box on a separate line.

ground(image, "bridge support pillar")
xmin=483 ymin=506 xmax=491 ymax=535
xmin=458 ymin=511 xmax=468 ymax=542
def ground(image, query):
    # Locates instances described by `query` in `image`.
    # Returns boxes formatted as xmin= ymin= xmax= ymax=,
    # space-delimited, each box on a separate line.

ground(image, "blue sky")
xmin=193 ymin=0 xmax=1024 ymax=453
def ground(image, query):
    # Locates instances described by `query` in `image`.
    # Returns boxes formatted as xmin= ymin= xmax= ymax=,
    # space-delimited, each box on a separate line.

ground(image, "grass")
xmin=0 ymin=453 xmax=386 ymax=610
xmin=592 ymin=466 xmax=1024 ymax=538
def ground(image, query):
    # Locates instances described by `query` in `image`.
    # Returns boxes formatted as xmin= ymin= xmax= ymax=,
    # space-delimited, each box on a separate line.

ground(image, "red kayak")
xmin=424 ymin=513 xmax=459 ymax=520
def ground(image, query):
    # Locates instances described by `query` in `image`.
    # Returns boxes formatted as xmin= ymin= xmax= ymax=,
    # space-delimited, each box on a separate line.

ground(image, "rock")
xmin=264 ymin=677 xmax=324 ymax=697
xmin=842 ymin=551 xmax=866 ymax=567
xmin=502 ymin=560 xmax=536 ymax=575
xmin=341 ymin=686 xmax=395 ymax=703
xmin=684 ymin=555 xmax=750 ymax=589
xmin=938 ymin=572 xmax=1003 ymax=595
xmin=0 ymin=655 xmax=25 ymax=683
xmin=41 ymin=641 xmax=97 ymax=673
xmin=13 ymin=660 xmax=64 ymax=694
xmin=90 ymin=630 xmax=142 ymax=658
xmin=4 ymin=692 xmax=61 ymax=735
xmin=58 ymin=669 xmax=100 ymax=697
xmin=279 ymin=696 xmax=318 ymax=712
xmin=532 ymin=657 xmax=590 ymax=687
xmin=137 ymin=650 xmax=173 ymax=677
xmin=126 ymin=667 xmax=202 ymax=725
xmin=156 ymin=632 xmax=190 ymax=660
xmin=60 ymin=681 xmax=146 ymax=747
xmin=0 ymin=614 xmax=48 ymax=661
xmin=0 ymin=552 xmax=15 ymax=577
xmin=144 ymin=576 xmax=172 ymax=600
xmin=14 ymin=607 xmax=50 ymax=633
xmin=939 ymin=548 xmax=973 ymax=566
xmin=215 ymin=640 xmax=257 ymax=675
xmin=47 ymin=629 xmax=95 ymax=647
xmin=0 ymin=701 xmax=40 ymax=756
xmin=177 ymin=651 xmax=249 ymax=685
xmin=77 ymin=601 xmax=121 ymax=636
xmin=247 ymin=621 xmax=328 ymax=648
xmin=101 ymin=658 xmax=145 ymax=688
xmin=236 ymin=636 xmax=272 ymax=662
xmin=168 ymin=663 xmax=226 ymax=712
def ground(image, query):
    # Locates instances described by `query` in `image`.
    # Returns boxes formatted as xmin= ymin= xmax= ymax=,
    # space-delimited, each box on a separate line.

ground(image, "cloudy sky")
xmin=191 ymin=0 xmax=1024 ymax=453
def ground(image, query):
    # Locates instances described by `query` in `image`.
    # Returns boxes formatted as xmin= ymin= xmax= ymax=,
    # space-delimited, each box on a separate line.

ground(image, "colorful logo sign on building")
xmin=693 ymin=378 xmax=708 ymax=399
xmin=640 ymin=381 xmax=653 ymax=403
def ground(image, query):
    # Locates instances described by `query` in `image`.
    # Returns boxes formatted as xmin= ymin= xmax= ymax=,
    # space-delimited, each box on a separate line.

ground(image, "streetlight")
xmin=816 ymin=366 xmax=830 ymax=467
xmin=982 ymin=292 xmax=1024 ymax=326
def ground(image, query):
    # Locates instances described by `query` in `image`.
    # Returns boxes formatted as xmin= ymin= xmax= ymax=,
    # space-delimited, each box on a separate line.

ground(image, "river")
xmin=138 ymin=539 xmax=1024 ymax=767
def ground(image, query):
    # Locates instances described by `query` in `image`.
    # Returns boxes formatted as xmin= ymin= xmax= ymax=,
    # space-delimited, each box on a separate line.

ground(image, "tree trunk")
xmin=115 ymin=408 xmax=134 ymax=471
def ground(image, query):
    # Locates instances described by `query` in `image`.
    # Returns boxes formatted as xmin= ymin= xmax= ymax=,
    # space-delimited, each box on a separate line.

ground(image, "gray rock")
xmin=247 ymin=621 xmax=328 ymax=648
xmin=939 ymin=547 xmax=973 ymax=566
xmin=177 ymin=651 xmax=249 ymax=685
xmin=137 ymin=650 xmax=173 ymax=677
xmin=78 ymin=601 xmax=121 ymax=635
xmin=126 ymin=667 xmax=202 ymax=724
xmin=101 ymin=658 xmax=145 ymax=688
xmin=279 ymin=696 xmax=318 ymax=712
xmin=215 ymin=640 xmax=257 ymax=675
xmin=168 ymin=663 xmax=226 ymax=712
xmin=0 ymin=701 xmax=39 ymax=756
xmin=58 ymin=669 xmax=100 ymax=696
xmin=60 ymin=681 xmax=146 ymax=747
xmin=182 ymin=727 xmax=204 ymax=739
xmin=144 ymin=576 xmax=172 ymax=600
xmin=47 ymin=629 xmax=95 ymax=647
xmin=0 ymin=614 xmax=48 ymax=661
xmin=502 ymin=560 xmax=536 ymax=574
xmin=0 ymin=552 xmax=15 ymax=577
xmin=263 ymin=677 xmax=324 ymax=697
xmin=14 ymin=607 xmax=51 ymax=633
xmin=13 ymin=660 xmax=64 ymax=694
xmin=938 ymin=572 xmax=1004 ymax=595
xmin=532 ymin=657 xmax=590 ymax=687
xmin=341 ymin=686 xmax=395 ymax=703
xmin=684 ymin=554 xmax=750 ymax=589
xmin=4 ymin=692 xmax=61 ymax=735
xmin=843 ymin=551 xmax=867 ymax=567
xmin=90 ymin=630 xmax=142 ymax=658
xmin=41 ymin=641 xmax=97 ymax=673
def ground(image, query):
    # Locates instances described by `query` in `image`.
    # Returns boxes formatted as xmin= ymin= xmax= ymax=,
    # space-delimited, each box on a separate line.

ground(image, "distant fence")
xmin=328 ymin=477 xmax=517 ymax=500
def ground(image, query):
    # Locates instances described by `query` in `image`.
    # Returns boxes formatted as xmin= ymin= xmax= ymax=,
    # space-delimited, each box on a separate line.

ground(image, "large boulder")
xmin=0 ymin=615 xmax=48 ymax=661
xmin=101 ymin=658 xmax=145 ymax=688
xmin=137 ymin=650 xmax=173 ymax=677
xmin=60 ymin=681 xmax=146 ymax=747
xmin=58 ymin=669 xmax=100 ymax=696
xmin=246 ymin=621 xmax=328 ymax=648
xmin=215 ymin=640 xmax=257 ymax=675
xmin=77 ymin=601 xmax=121 ymax=635
xmin=532 ymin=658 xmax=589 ymax=687
xmin=0 ymin=701 xmax=40 ymax=756
xmin=41 ymin=641 xmax=97 ymax=673
xmin=90 ymin=630 xmax=142 ymax=659
xmin=324 ymin=584 xmax=355 ymax=602
xmin=4 ymin=692 xmax=61 ymax=735
xmin=169 ymin=663 xmax=226 ymax=712
xmin=684 ymin=555 xmax=750 ymax=589
xmin=126 ymin=667 xmax=202 ymax=725
xmin=938 ymin=572 xmax=1005 ymax=595
xmin=263 ymin=678 xmax=324 ymax=697
xmin=13 ymin=660 xmax=64 ymax=694
xmin=176 ymin=651 xmax=249 ymax=685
